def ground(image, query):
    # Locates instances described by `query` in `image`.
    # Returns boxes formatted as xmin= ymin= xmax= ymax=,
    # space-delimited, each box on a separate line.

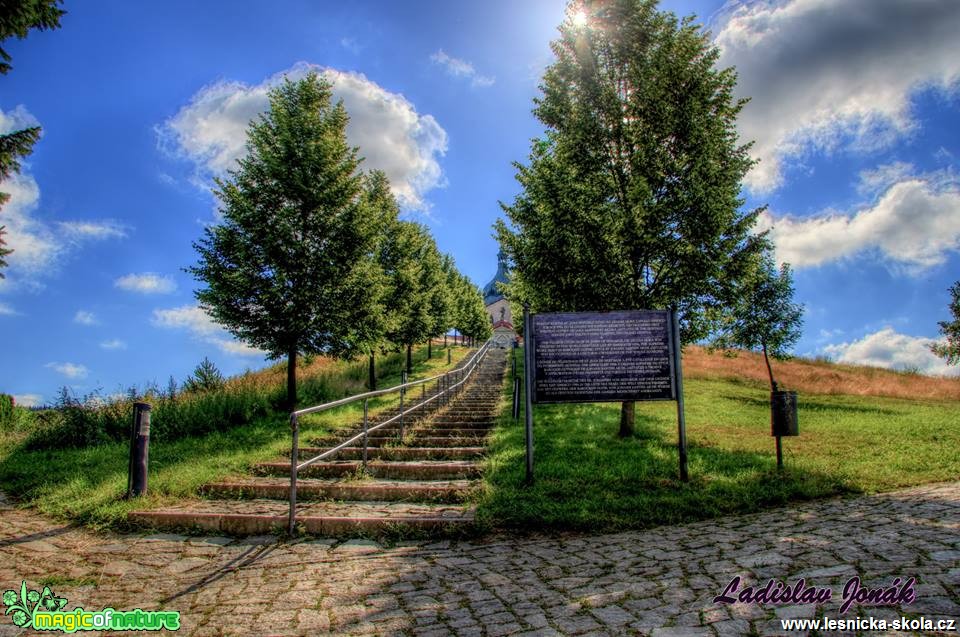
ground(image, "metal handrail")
xmin=287 ymin=340 xmax=492 ymax=535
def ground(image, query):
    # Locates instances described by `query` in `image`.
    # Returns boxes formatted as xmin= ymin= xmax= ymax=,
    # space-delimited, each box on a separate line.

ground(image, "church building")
xmin=482 ymin=250 xmax=517 ymax=348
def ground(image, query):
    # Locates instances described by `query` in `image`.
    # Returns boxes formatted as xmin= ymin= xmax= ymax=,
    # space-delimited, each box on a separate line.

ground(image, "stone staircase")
xmin=129 ymin=347 xmax=507 ymax=538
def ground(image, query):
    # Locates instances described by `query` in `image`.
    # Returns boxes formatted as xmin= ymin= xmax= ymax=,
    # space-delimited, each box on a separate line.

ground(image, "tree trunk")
xmin=444 ymin=334 xmax=447 ymax=348
xmin=406 ymin=343 xmax=413 ymax=373
xmin=762 ymin=342 xmax=778 ymax=392
xmin=618 ymin=401 xmax=635 ymax=437
xmin=368 ymin=353 xmax=376 ymax=391
xmin=287 ymin=346 xmax=298 ymax=413
xmin=428 ymin=340 xmax=432 ymax=359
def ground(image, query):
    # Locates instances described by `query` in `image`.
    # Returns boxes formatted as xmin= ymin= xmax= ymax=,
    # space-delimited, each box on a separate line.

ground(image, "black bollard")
xmin=127 ymin=402 xmax=151 ymax=498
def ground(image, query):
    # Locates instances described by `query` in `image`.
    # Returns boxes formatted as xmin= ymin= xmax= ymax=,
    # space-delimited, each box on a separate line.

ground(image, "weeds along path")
xmin=128 ymin=347 xmax=509 ymax=538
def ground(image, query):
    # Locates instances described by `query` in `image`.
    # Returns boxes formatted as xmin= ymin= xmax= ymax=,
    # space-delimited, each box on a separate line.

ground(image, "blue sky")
xmin=2 ymin=0 xmax=959 ymax=406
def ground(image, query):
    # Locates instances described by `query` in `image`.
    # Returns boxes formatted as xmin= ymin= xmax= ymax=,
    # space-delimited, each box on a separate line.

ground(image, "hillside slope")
xmin=684 ymin=346 xmax=960 ymax=401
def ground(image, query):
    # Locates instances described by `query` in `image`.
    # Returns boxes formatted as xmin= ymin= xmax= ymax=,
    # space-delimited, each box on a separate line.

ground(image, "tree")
xmin=189 ymin=73 xmax=387 ymax=411
xmin=451 ymin=272 xmax=492 ymax=344
xmin=496 ymin=0 xmax=766 ymax=436
xmin=0 ymin=0 xmax=65 ymax=75
xmin=376 ymin=220 xmax=427 ymax=374
xmin=0 ymin=0 xmax=65 ymax=278
xmin=712 ymin=250 xmax=803 ymax=391
xmin=425 ymin=254 xmax=456 ymax=358
xmin=183 ymin=357 xmax=225 ymax=393
xmin=359 ymin=170 xmax=400 ymax=390
xmin=931 ymin=281 xmax=960 ymax=366
xmin=0 ymin=225 xmax=11 ymax=278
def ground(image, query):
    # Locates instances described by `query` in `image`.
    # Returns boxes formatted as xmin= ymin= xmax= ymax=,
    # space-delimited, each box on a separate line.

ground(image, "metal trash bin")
xmin=771 ymin=391 xmax=798 ymax=436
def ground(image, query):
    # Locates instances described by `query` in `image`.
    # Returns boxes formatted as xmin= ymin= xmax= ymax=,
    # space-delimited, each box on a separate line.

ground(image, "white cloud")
xmin=0 ymin=302 xmax=17 ymax=316
xmin=856 ymin=161 xmax=917 ymax=197
xmin=715 ymin=0 xmax=960 ymax=193
xmin=158 ymin=63 xmax=448 ymax=211
xmin=0 ymin=104 xmax=40 ymax=134
xmin=45 ymin=362 xmax=89 ymax=379
xmin=152 ymin=304 xmax=220 ymax=335
xmin=59 ymin=220 xmax=128 ymax=240
xmin=100 ymin=339 xmax=126 ymax=350
xmin=152 ymin=304 xmax=267 ymax=357
xmin=0 ymin=107 xmax=127 ymax=288
xmin=209 ymin=337 xmax=268 ymax=357
xmin=73 ymin=310 xmax=98 ymax=325
xmin=430 ymin=49 xmax=496 ymax=88
xmin=823 ymin=328 xmax=959 ymax=377
xmin=757 ymin=175 xmax=960 ymax=272
xmin=0 ymin=172 xmax=60 ymax=281
xmin=114 ymin=273 xmax=177 ymax=294
xmin=11 ymin=393 xmax=41 ymax=407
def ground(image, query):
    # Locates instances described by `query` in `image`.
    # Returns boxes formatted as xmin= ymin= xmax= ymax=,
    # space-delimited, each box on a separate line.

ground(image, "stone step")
xmin=314 ymin=435 xmax=488 ymax=448
xmin=408 ymin=428 xmax=490 ymax=437
xmin=129 ymin=499 xmax=475 ymax=537
xmin=294 ymin=446 xmax=485 ymax=461
xmin=255 ymin=460 xmax=481 ymax=480
xmin=427 ymin=418 xmax=497 ymax=426
xmin=200 ymin=477 xmax=472 ymax=503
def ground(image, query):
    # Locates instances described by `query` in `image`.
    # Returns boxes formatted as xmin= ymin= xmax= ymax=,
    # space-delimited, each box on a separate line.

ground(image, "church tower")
xmin=482 ymin=250 xmax=512 ymax=325
xmin=482 ymin=250 xmax=516 ymax=347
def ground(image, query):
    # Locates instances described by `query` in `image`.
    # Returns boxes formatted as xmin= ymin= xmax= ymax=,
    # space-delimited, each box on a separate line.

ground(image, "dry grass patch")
xmin=683 ymin=346 xmax=960 ymax=401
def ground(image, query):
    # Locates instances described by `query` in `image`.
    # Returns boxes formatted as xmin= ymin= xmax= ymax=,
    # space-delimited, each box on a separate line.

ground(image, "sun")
xmin=571 ymin=9 xmax=588 ymax=27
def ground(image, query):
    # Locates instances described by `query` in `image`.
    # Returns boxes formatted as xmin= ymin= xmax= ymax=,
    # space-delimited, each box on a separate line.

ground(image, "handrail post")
xmin=362 ymin=398 xmax=368 ymax=470
xmin=399 ymin=371 xmax=406 ymax=440
xmin=288 ymin=412 xmax=299 ymax=537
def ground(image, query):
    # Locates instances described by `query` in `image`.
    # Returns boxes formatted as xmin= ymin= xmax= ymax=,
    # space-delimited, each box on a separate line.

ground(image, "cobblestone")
xmin=2 ymin=482 xmax=959 ymax=635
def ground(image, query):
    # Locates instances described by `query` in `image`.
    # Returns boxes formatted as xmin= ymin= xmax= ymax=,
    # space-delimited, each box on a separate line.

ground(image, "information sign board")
xmin=531 ymin=310 xmax=675 ymax=403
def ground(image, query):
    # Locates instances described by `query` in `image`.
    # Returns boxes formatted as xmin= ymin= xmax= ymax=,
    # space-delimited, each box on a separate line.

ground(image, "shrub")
xmin=0 ymin=394 xmax=13 ymax=428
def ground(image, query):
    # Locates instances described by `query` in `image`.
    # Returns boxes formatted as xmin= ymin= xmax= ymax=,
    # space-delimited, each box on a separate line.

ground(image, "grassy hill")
xmin=477 ymin=347 xmax=960 ymax=533
xmin=682 ymin=345 xmax=960 ymax=401
xmin=0 ymin=344 xmax=469 ymax=531
xmin=1 ymin=343 xmax=957 ymax=535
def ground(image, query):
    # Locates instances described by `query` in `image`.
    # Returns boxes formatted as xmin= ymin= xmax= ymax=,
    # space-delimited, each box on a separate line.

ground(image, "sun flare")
xmin=572 ymin=9 xmax=588 ymax=27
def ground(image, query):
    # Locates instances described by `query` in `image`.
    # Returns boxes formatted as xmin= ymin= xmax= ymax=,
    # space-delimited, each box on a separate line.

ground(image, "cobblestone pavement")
xmin=2 ymin=483 xmax=958 ymax=636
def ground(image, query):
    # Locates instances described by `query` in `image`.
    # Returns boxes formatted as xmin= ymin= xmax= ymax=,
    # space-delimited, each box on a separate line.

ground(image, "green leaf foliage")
xmin=712 ymin=249 xmax=804 ymax=389
xmin=496 ymin=0 xmax=767 ymax=344
xmin=931 ymin=281 xmax=960 ymax=366
xmin=0 ymin=0 xmax=65 ymax=75
xmin=182 ymin=357 xmax=225 ymax=393
xmin=188 ymin=72 xmax=388 ymax=409
xmin=0 ymin=225 xmax=11 ymax=278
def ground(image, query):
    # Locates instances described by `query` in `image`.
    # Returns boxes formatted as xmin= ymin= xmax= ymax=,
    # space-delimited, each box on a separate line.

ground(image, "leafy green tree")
xmin=425 ymin=254 xmax=455 ymax=358
xmin=0 ymin=127 xmax=40 ymax=278
xmin=189 ymin=73 xmax=387 ymax=411
xmin=359 ymin=170 xmax=399 ymax=389
xmin=496 ymin=0 xmax=766 ymax=436
xmin=401 ymin=225 xmax=443 ymax=372
xmin=421 ymin=241 xmax=451 ymax=361
xmin=183 ymin=357 xmax=225 ymax=393
xmin=931 ymin=281 xmax=960 ymax=366
xmin=450 ymin=272 xmax=492 ymax=344
xmin=1 ymin=1 xmax=65 ymax=278
xmin=712 ymin=250 xmax=803 ymax=391
xmin=0 ymin=0 xmax=65 ymax=75
xmin=0 ymin=225 xmax=11 ymax=278
xmin=379 ymin=220 xmax=429 ymax=374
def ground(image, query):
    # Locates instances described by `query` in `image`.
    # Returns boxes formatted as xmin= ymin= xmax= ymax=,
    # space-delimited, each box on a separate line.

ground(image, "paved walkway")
xmin=1 ymin=483 xmax=958 ymax=636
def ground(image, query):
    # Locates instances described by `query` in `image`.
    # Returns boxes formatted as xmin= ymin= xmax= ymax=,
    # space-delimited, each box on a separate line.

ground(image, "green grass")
xmin=0 ymin=344 xmax=470 ymax=532
xmin=476 ymin=349 xmax=960 ymax=533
